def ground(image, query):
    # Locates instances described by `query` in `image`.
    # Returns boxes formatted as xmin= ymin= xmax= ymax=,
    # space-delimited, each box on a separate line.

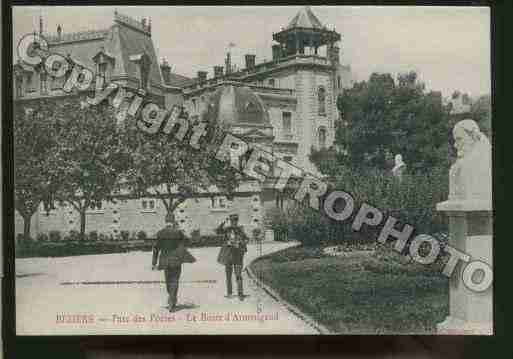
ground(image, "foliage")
xmin=120 ymin=230 xmax=130 ymax=241
xmin=269 ymin=165 xmax=448 ymax=247
xmin=470 ymin=94 xmax=491 ymax=139
xmin=136 ymin=230 xmax=148 ymax=241
xmin=14 ymin=101 xmax=60 ymax=240
xmin=123 ymin=106 xmax=242 ymax=220
xmin=49 ymin=230 xmax=62 ymax=242
xmin=251 ymin=246 xmax=448 ymax=334
xmin=327 ymin=71 xmax=452 ymax=174
xmin=48 ymin=98 xmax=131 ymax=240
xmin=88 ymin=230 xmax=99 ymax=241
xmin=36 ymin=233 xmax=49 ymax=242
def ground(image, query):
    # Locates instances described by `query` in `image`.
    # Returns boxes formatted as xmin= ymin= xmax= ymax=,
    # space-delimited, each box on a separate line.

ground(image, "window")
xmin=318 ymin=127 xmax=327 ymax=149
xmin=191 ymin=99 xmax=197 ymax=112
xmin=282 ymin=112 xmax=292 ymax=135
xmin=15 ymin=75 xmax=24 ymax=98
xmin=98 ymin=62 xmax=108 ymax=78
xmin=318 ymin=87 xmax=326 ymax=115
xmin=40 ymin=70 xmax=48 ymax=94
xmin=141 ymin=199 xmax=156 ymax=212
xmin=337 ymin=76 xmax=341 ymax=89
xmin=87 ymin=202 xmax=104 ymax=214
xmin=26 ymin=73 xmax=35 ymax=93
xmin=268 ymin=78 xmax=275 ymax=87
xmin=211 ymin=196 xmax=229 ymax=211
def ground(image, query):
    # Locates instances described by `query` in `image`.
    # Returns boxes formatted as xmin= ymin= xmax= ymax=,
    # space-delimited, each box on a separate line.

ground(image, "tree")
xmin=14 ymin=101 xmax=60 ymax=240
xmin=320 ymin=71 xmax=451 ymax=175
xmin=124 ymin=109 xmax=241 ymax=221
xmin=51 ymin=98 xmax=131 ymax=240
xmin=470 ymin=94 xmax=491 ymax=139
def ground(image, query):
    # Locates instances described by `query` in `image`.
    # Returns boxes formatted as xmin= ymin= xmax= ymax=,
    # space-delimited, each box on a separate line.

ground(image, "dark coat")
xmin=152 ymin=226 xmax=196 ymax=270
xmin=216 ymin=224 xmax=249 ymax=265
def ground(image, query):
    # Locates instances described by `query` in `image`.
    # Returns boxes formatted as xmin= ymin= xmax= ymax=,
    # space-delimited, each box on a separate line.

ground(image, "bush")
xmin=120 ymin=230 xmax=130 ymax=241
xmin=98 ymin=233 xmax=110 ymax=242
xmin=136 ymin=230 xmax=148 ymax=241
xmin=88 ymin=231 xmax=98 ymax=241
xmin=65 ymin=230 xmax=81 ymax=241
xmin=332 ymin=166 xmax=448 ymax=237
xmin=36 ymin=233 xmax=49 ymax=242
xmin=191 ymin=229 xmax=201 ymax=242
xmin=49 ymin=230 xmax=62 ymax=242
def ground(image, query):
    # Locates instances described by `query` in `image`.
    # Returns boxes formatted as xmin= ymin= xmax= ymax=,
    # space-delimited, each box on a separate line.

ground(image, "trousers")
xmin=164 ymin=266 xmax=182 ymax=308
xmin=225 ymin=264 xmax=243 ymax=296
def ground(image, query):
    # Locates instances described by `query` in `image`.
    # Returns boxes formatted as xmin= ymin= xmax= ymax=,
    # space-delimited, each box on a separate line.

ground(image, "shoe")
xmin=238 ymin=295 xmax=245 ymax=301
xmin=168 ymin=304 xmax=177 ymax=312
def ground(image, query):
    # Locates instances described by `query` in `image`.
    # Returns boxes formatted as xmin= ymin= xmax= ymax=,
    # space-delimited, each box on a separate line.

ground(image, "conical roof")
xmin=287 ymin=6 xmax=325 ymax=30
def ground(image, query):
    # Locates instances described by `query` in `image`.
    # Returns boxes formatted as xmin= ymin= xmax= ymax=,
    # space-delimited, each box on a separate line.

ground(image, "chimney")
xmin=272 ymin=44 xmax=282 ymax=60
xmin=244 ymin=54 xmax=256 ymax=69
xmin=225 ymin=52 xmax=232 ymax=75
xmin=214 ymin=66 xmax=224 ymax=78
xmin=57 ymin=24 xmax=62 ymax=40
xmin=197 ymin=71 xmax=207 ymax=83
xmin=160 ymin=58 xmax=171 ymax=85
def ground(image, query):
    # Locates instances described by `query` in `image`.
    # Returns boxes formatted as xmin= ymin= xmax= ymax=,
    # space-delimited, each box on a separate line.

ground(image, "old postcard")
xmin=12 ymin=5 xmax=492 ymax=335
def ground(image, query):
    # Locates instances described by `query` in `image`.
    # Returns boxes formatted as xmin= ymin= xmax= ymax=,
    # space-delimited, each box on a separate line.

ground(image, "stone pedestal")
xmin=436 ymin=119 xmax=493 ymax=335
xmin=436 ymin=200 xmax=493 ymax=335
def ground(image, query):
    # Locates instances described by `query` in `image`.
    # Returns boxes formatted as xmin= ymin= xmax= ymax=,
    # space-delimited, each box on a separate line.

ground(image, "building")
xmin=14 ymin=7 xmax=353 ymax=239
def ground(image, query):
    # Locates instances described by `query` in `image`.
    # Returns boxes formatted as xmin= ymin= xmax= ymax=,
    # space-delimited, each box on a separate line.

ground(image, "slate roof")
xmin=287 ymin=6 xmax=325 ymax=30
xmin=44 ymin=13 xmax=164 ymax=88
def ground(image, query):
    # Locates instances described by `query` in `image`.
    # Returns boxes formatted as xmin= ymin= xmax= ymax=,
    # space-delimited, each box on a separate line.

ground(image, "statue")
xmin=391 ymin=154 xmax=406 ymax=180
xmin=449 ymin=119 xmax=492 ymax=203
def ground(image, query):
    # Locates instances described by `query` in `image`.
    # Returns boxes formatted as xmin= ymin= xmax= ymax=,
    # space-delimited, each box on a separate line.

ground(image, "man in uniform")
xmin=152 ymin=213 xmax=196 ymax=312
xmin=216 ymin=214 xmax=249 ymax=300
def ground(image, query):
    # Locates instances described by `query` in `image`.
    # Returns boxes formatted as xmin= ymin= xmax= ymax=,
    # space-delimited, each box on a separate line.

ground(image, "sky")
xmin=12 ymin=6 xmax=491 ymax=98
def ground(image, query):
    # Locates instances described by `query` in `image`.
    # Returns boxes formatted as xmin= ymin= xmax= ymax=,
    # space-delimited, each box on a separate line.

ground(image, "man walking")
xmin=152 ymin=214 xmax=196 ymax=312
xmin=216 ymin=214 xmax=249 ymax=300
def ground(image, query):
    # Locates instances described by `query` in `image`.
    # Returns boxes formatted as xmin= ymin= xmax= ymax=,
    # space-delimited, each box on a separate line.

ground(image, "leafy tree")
xmin=470 ymin=94 xmax=491 ymax=138
xmin=14 ymin=101 xmax=60 ymax=240
xmin=124 ymin=108 xmax=241 ymax=221
xmin=50 ymin=98 xmax=131 ymax=240
xmin=316 ymin=71 xmax=451 ymax=175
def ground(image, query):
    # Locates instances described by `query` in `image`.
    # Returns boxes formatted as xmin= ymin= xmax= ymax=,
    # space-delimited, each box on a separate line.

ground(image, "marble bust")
xmin=448 ymin=119 xmax=492 ymax=204
xmin=391 ymin=154 xmax=406 ymax=179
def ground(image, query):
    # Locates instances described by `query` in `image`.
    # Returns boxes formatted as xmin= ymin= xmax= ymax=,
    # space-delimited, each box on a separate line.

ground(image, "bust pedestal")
xmin=436 ymin=200 xmax=493 ymax=335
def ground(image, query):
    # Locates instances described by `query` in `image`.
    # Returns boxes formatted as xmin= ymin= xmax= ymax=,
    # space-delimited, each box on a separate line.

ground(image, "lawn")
xmin=250 ymin=245 xmax=449 ymax=334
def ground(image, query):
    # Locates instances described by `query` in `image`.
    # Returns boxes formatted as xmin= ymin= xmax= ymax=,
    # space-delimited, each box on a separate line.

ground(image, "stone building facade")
xmin=14 ymin=7 xmax=354 ymax=239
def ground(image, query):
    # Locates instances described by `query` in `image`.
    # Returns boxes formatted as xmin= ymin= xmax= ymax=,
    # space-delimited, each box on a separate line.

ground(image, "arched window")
xmin=318 ymin=86 xmax=326 ymax=115
xmin=318 ymin=127 xmax=327 ymax=149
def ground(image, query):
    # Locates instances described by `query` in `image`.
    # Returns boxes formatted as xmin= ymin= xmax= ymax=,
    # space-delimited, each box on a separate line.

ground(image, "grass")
xmin=250 ymin=245 xmax=449 ymax=334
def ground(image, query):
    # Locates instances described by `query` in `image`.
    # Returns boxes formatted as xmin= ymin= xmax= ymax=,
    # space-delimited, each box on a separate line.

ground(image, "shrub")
xmin=88 ymin=230 xmax=98 ymax=241
xmin=49 ymin=230 xmax=62 ymax=242
xmin=16 ymin=233 xmax=25 ymax=243
xmin=68 ymin=230 xmax=81 ymax=241
xmin=98 ymin=233 xmax=109 ymax=242
xmin=136 ymin=230 xmax=148 ymax=241
xmin=191 ymin=229 xmax=201 ymax=242
xmin=120 ymin=230 xmax=130 ymax=241
xmin=36 ymin=233 xmax=49 ymax=242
